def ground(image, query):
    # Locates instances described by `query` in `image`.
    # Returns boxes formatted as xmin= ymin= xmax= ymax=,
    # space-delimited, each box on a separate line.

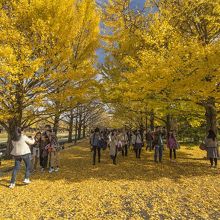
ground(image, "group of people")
xmin=9 ymin=125 xmax=61 ymax=189
xmin=90 ymin=127 xmax=180 ymax=165
xmin=7 ymin=124 xmax=219 ymax=189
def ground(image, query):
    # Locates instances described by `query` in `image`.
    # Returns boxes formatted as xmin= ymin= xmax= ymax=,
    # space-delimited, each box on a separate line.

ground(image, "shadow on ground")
xmin=1 ymin=141 xmax=218 ymax=187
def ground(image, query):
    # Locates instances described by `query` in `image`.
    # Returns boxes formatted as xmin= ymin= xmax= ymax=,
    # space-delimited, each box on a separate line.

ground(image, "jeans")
xmin=50 ymin=151 xmax=60 ymax=168
xmin=154 ymin=145 xmax=163 ymax=162
xmin=146 ymin=141 xmax=153 ymax=151
xmin=135 ymin=148 xmax=142 ymax=158
xmin=169 ymin=149 xmax=176 ymax=159
xmin=111 ymin=148 xmax=118 ymax=164
xmin=122 ymin=144 xmax=128 ymax=157
xmin=93 ymin=146 xmax=101 ymax=165
xmin=11 ymin=154 xmax=31 ymax=184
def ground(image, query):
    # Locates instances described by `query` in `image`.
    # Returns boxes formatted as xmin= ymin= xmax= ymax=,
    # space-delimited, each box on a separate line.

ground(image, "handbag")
xmin=199 ymin=143 xmax=207 ymax=151
xmin=176 ymin=143 xmax=180 ymax=149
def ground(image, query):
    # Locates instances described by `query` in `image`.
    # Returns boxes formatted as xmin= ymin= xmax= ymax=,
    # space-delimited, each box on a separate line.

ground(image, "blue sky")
xmin=130 ymin=0 xmax=145 ymax=9
xmin=97 ymin=0 xmax=146 ymax=64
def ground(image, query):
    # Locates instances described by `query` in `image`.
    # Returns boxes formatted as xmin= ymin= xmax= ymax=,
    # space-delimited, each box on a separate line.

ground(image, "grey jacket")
xmin=205 ymin=138 xmax=217 ymax=148
xmin=90 ymin=132 xmax=100 ymax=147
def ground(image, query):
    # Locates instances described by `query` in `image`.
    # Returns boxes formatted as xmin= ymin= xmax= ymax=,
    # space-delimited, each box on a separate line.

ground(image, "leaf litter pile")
xmin=0 ymin=141 xmax=219 ymax=220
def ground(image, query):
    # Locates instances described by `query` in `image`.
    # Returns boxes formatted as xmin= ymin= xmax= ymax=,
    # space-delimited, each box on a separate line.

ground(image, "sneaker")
xmin=9 ymin=183 xmax=15 ymax=189
xmin=41 ymin=168 xmax=45 ymax=172
xmin=55 ymin=167 xmax=59 ymax=172
xmin=49 ymin=168 xmax=54 ymax=173
xmin=23 ymin=179 xmax=31 ymax=184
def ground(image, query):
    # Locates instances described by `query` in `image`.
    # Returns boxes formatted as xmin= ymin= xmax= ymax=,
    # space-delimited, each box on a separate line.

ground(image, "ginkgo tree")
xmin=0 ymin=0 xmax=100 ymax=154
xmin=45 ymin=0 xmax=100 ymax=133
xmin=100 ymin=0 xmax=220 ymax=135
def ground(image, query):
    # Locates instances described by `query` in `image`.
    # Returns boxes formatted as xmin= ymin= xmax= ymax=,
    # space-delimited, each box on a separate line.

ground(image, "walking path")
xmin=0 ymin=141 xmax=219 ymax=219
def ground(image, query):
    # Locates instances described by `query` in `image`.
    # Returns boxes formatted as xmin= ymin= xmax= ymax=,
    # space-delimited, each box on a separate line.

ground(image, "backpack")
xmin=98 ymin=138 xmax=107 ymax=150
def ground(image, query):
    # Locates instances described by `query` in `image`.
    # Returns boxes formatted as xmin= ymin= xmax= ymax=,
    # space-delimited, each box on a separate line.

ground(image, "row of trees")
xmin=61 ymin=102 xmax=109 ymax=143
xmin=99 ymin=0 xmax=220 ymax=139
xmin=1 ymin=0 xmax=219 ymax=155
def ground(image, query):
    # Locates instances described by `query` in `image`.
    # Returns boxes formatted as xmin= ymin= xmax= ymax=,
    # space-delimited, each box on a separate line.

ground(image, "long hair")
xmin=94 ymin=127 xmax=100 ymax=133
xmin=207 ymin=129 xmax=216 ymax=141
xmin=12 ymin=127 xmax=22 ymax=142
xmin=168 ymin=131 xmax=174 ymax=139
xmin=35 ymin=132 xmax=42 ymax=141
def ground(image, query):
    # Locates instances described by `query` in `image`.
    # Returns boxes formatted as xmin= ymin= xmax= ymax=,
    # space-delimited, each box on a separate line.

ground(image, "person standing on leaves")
xmin=89 ymin=130 xmax=94 ymax=151
xmin=167 ymin=130 xmax=179 ymax=162
xmin=48 ymin=130 xmax=61 ymax=173
xmin=133 ymin=130 xmax=144 ymax=159
xmin=126 ymin=130 xmax=132 ymax=150
xmin=90 ymin=127 xmax=101 ymax=165
xmin=131 ymin=130 xmax=136 ymax=150
xmin=40 ymin=133 xmax=50 ymax=172
xmin=146 ymin=129 xmax=154 ymax=151
xmin=41 ymin=134 xmax=49 ymax=171
xmin=205 ymin=129 xmax=218 ymax=168
xmin=32 ymin=132 xmax=42 ymax=172
xmin=108 ymin=130 xmax=118 ymax=165
xmin=153 ymin=127 xmax=164 ymax=163
xmin=99 ymin=131 xmax=108 ymax=150
xmin=121 ymin=129 xmax=129 ymax=156
xmin=116 ymin=130 xmax=123 ymax=155
xmin=9 ymin=127 xmax=35 ymax=189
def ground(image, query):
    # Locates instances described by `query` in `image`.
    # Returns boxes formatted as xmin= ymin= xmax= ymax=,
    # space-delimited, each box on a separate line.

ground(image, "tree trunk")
xmin=83 ymin=124 xmax=86 ymax=138
xmin=150 ymin=110 xmax=154 ymax=131
xmin=166 ymin=114 xmax=172 ymax=133
xmin=6 ymin=118 xmax=20 ymax=157
xmin=77 ymin=107 xmax=82 ymax=140
xmin=53 ymin=113 xmax=60 ymax=135
xmin=166 ymin=114 xmax=173 ymax=140
xmin=82 ymin=110 xmax=86 ymax=138
xmin=145 ymin=115 xmax=148 ymax=131
xmin=68 ymin=109 xmax=74 ymax=143
xmin=74 ymin=107 xmax=79 ymax=143
xmin=205 ymin=97 xmax=217 ymax=135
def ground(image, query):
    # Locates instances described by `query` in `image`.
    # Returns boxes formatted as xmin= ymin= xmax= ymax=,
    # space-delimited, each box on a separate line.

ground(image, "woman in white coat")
xmin=9 ymin=127 xmax=35 ymax=189
xmin=108 ymin=130 xmax=118 ymax=165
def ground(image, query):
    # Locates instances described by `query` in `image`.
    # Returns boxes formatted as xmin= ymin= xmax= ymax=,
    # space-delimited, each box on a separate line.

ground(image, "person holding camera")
xmin=9 ymin=127 xmax=35 ymax=189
